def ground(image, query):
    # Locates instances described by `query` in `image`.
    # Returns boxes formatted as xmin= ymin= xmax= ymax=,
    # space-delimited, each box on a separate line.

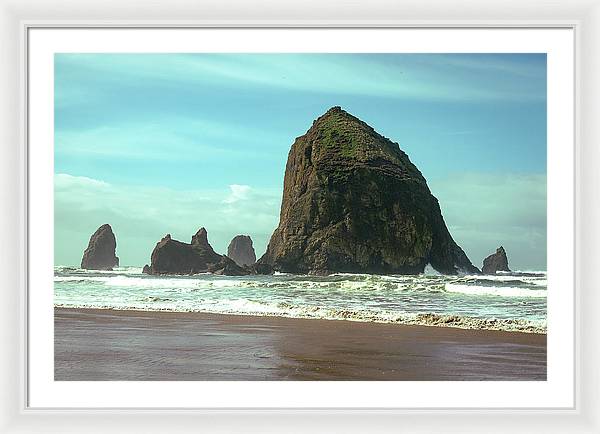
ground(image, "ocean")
xmin=54 ymin=265 xmax=547 ymax=333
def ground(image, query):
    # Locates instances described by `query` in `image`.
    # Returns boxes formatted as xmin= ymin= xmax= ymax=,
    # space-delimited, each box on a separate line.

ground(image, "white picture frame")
xmin=1 ymin=0 xmax=598 ymax=432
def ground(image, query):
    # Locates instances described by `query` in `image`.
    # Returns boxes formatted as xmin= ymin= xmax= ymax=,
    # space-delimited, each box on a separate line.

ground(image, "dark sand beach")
xmin=54 ymin=307 xmax=546 ymax=381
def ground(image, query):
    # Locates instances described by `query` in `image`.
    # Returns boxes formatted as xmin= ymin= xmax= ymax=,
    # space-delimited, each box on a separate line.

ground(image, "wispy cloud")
xmin=441 ymin=130 xmax=483 ymax=136
xmin=55 ymin=117 xmax=283 ymax=162
xmin=223 ymin=184 xmax=251 ymax=204
xmin=429 ymin=172 xmax=546 ymax=270
xmin=55 ymin=173 xmax=282 ymax=266
xmin=55 ymin=53 xmax=546 ymax=105
xmin=55 ymin=173 xmax=109 ymax=188
xmin=425 ymin=53 xmax=546 ymax=78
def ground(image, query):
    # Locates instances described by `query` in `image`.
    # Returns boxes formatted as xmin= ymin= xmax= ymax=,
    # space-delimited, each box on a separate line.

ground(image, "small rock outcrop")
xmin=227 ymin=235 xmax=257 ymax=266
xmin=81 ymin=224 xmax=119 ymax=270
xmin=482 ymin=246 xmax=511 ymax=274
xmin=251 ymin=262 xmax=274 ymax=275
xmin=209 ymin=256 xmax=249 ymax=276
xmin=145 ymin=228 xmax=251 ymax=276
xmin=257 ymin=106 xmax=480 ymax=275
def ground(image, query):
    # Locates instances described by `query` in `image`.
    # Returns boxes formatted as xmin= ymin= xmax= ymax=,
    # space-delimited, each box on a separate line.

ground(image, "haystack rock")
xmin=227 ymin=235 xmax=257 ymax=266
xmin=258 ymin=106 xmax=480 ymax=275
xmin=482 ymin=246 xmax=510 ymax=275
xmin=146 ymin=228 xmax=250 ymax=276
xmin=81 ymin=224 xmax=119 ymax=270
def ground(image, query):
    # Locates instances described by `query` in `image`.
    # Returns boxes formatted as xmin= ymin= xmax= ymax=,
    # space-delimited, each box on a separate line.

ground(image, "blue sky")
xmin=54 ymin=53 xmax=547 ymax=270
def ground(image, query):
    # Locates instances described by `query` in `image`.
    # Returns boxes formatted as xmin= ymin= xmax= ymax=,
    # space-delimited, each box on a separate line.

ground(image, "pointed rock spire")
xmin=81 ymin=224 xmax=119 ymax=270
xmin=482 ymin=246 xmax=511 ymax=275
xmin=227 ymin=235 xmax=257 ymax=266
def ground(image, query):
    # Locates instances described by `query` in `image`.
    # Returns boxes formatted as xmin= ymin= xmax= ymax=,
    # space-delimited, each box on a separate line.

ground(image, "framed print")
xmin=1 ymin=0 xmax=599 ymax=433
xmin=30 ymin=24 xmax=573 ymax=406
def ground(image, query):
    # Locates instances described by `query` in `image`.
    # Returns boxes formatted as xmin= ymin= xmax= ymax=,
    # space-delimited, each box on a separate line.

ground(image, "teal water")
xmin=54 ymin=266 xmax=547 ymax=333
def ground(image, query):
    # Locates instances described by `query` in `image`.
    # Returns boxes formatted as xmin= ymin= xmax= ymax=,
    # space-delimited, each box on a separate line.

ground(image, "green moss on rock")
xmin=257 ymin=106 xmax=480 ymax=276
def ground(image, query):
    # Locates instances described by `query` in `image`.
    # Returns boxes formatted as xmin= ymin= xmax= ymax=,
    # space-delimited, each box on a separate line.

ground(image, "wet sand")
xmin=54 ymin=307 xmax=546 ymax=381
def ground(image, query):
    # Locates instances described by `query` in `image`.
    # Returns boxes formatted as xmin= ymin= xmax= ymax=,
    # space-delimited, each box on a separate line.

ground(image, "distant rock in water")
xmin=258 ymin=106 xmax=480 ymax=275
xmin=142 ymin=264 xmax=151 ymax=274
xmin=482 ymin=246 xmax=510 ymax=274
xmin=146 ymin=228 xmax=250 ymax=276
xmin=209 ymin=255 xmax=249 ymax=276
xmin=81 ymin=224 xmax=119 ymax=270
xmin=227 ymin=235 xmax=257 ymax=266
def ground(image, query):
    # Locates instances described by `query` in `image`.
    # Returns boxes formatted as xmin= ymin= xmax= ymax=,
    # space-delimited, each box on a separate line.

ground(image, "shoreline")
xmin=54 ymin=304 xmax=546 ymax=334
xmin=55 ymin=307 xmax=546 ymax=381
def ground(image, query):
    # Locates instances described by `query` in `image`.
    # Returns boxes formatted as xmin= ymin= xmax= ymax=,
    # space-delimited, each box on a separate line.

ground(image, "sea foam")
xmin=444 ymin=283 xmax=547 ymax=298
xmin=54 ymin=266 xmax=548 ymax=333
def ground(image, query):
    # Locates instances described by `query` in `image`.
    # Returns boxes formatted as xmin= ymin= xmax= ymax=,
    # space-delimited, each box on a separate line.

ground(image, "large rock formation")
xmin=482 ymin=246 xmax=510 ymax=274
xmin=227 ymin=235 xmax=257 ymax=266
xmin=144 ymin=228 xmax=250 ymax=276
xmin=81 ymin=224 xmax=119 ymax=270
xmin=258 ymin=106 xmax=480 ymax=275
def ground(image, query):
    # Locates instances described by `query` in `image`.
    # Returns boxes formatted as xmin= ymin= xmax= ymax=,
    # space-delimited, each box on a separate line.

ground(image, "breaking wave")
xmin=444 ymin=284 xmax=547 ymax=298
xmin=54 ymin=272 xmax=546 ymax=296
xmin=54 ymin=266 xmax=547 ymax=333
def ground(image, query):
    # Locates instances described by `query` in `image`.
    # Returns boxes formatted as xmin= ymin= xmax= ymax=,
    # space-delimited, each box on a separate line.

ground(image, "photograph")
xmin=53 ymin=52 xmax=548 ymax=381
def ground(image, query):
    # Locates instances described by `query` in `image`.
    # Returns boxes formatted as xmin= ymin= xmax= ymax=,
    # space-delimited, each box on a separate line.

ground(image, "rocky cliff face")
xmin=258 ymin=107 xmax=479 ymax=275
xmin=482 ymin=246 xmax=510 ymax=274
xmin=144 ymin=228 xmax=250 ymax=276
xmin=227 ymin=235 xmax=257 ymax=266
xmin=81 ymin=224 xmax=119 ymax=270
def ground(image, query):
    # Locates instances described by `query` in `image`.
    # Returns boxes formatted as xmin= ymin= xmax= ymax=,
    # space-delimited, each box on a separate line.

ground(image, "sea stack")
xmin=482 ymin=246 xmax=510 ymax=274
xmin=227 ymin=235 xmax=257 ymax=266
xmin=146 ymin=228 xmax=250 ymax=276
xmin=81 ymin=224 xmax=119 ymax=270
xmin=258 ymin=106 xmax=479 ymax=275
